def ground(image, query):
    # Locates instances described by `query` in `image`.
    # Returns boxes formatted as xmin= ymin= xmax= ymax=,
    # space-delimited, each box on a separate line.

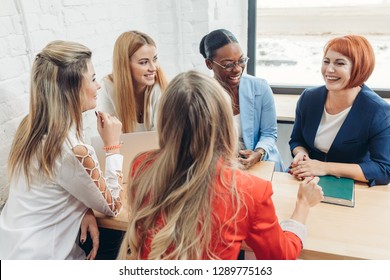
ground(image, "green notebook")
xmin=318 ymin=175 xmax=355 ymax=207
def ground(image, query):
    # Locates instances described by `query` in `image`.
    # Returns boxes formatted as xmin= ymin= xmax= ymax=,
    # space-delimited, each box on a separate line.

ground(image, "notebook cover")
xmin=318 ymin=175 xmax=355 ymax=207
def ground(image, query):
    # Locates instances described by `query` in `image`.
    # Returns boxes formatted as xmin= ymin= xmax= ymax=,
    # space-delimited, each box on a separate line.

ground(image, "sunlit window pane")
xmin=256 ymin=0 xmax=390 ymax=89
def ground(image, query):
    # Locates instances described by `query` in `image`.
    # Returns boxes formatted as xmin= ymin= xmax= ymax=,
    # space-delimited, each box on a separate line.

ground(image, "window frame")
xmin=247 ymin=0 xmax=390 ymax=98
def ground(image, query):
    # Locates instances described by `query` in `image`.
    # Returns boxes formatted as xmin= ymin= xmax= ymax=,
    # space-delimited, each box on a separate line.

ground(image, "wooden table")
xmin=246 ymin=160 xmax=275 ymax=181
xmin=273 ymin=94 xmax=298 ymax=123
xmin=270 ymin=172 xmax=390 ymax=260
xmin=94 ymin=161 xmax=276 ymax=232
xmin=273 ymin=94 xmax=390 ymax=123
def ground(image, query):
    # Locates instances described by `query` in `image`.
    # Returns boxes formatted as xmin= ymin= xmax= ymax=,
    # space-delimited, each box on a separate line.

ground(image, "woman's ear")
xmin=205 ymin=59 xmax=213 ymax=70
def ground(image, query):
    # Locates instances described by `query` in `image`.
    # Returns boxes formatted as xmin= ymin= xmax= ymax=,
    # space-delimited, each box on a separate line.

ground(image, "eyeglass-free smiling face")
xmin=321 ymin=49 xmax=353 ymax=91
xmin=130 ymin=44 xmax=159 ymax=94
xmin=206 ymin=42 xmax=247 ymax=91
xmin=81 ymin=60 xmax=101 ymax=112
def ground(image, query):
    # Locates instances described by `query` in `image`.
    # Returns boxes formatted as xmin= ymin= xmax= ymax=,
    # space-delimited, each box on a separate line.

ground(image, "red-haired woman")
xmin=289 ymin=35 xmax=390 ymax=186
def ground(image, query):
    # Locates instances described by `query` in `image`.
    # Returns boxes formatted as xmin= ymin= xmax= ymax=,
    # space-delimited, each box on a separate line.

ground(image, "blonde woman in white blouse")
xmin=83 ymin=31 xmax=168 ymax=143
xmin=0 ymin=41 xmax=123 ymax=259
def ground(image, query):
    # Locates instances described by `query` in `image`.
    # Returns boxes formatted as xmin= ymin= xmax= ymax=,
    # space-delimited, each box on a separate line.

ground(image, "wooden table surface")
xmin=274 ymin=94 xmax=298 ymax=123
xmin=271 ymin=172 xmax=390 ymax=260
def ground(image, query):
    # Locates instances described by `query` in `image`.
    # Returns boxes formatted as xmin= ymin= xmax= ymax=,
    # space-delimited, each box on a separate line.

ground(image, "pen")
xmin=95 ymin=111 xmax=104 ymax=128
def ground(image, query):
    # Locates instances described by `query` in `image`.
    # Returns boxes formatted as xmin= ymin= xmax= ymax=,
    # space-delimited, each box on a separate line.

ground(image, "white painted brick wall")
xmin=0 ymin=0 xmax=247 ymax=209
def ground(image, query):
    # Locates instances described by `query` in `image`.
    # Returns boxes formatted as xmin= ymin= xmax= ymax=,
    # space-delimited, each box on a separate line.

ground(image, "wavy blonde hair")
xmin=109 ymin=31 xmax=168 ymax=133
xmin=117 ymin=70 xmax=241 ymax=260
xmin=8 ymin=40 xmax=92 ymax=183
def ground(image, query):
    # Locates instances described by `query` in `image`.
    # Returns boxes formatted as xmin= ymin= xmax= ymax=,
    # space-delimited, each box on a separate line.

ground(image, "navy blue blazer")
xmin=289 ymin=85 xmax=390 ymax=186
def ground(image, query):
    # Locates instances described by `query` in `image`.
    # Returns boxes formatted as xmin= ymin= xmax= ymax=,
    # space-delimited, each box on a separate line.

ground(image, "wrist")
xmin=323 ymin=161 xmax=332 ymax=176
xmin=293 ymin=147 xmax=309 ymax=157
xmin=102 ymin=142 xmax=122 ymax=153
xmin=291 ymin=199 xmax=311 ymax=224
xmin=255 ymin=148 xmax=266 ymax=162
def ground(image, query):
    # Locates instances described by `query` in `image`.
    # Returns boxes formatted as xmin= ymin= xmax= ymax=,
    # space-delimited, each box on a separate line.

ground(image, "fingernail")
xmin=80 ymin=238 xmax=85 ymax=244
xmin=95 ymin=111 xmax=98 ymax=117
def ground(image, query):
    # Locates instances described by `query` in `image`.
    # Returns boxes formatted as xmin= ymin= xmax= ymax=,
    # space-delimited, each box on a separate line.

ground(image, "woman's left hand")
xmin=80 ymin=209 xmax=100 ymax=260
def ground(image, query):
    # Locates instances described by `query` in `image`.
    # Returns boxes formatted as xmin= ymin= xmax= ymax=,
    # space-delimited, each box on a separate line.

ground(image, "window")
xmin=250 ymin=0 xmax=390 ymax=95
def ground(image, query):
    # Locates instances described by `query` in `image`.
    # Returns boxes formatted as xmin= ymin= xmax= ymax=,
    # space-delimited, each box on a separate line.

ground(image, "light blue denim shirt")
xmin=238 ymin=75 xmax=284 ymax=171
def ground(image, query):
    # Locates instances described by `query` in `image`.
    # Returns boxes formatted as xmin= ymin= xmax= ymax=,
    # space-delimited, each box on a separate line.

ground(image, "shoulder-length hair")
xmin=109 ymin=30 xmax=168 ymax=133
xmin=8 ymin=40 xmax=92 ymax=183
xmin=324 ymin=34 xmax=375 ymax=88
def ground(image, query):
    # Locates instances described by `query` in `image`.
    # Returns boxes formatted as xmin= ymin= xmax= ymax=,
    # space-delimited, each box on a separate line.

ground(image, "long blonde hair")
xmin=109 ymin=31 xmax=168 ymax=133
xmin=118 ymin=70 xmax=241 ymax=259
xmin=8 ymin=40 xmax=92 ymax=183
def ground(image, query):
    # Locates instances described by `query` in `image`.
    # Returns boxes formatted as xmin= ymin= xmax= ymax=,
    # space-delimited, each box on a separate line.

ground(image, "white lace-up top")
xmin=0 ymin=129 xmax=123 ymax=259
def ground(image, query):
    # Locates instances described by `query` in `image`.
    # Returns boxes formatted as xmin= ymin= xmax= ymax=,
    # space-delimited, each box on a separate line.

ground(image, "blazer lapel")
xmin=306 ymin=87 xmax=327 ymax=149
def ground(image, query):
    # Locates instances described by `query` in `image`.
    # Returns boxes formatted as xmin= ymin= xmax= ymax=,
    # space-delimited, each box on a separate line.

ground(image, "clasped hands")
xmin=289 ymin=151 xmax=327 ymax=180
